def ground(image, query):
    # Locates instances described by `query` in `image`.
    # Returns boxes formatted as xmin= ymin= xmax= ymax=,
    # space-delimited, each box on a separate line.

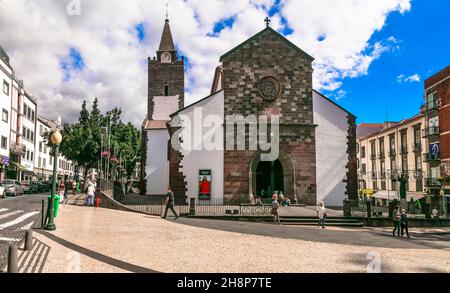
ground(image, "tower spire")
xmin=158 ymin=14 xmax=176 ymax=52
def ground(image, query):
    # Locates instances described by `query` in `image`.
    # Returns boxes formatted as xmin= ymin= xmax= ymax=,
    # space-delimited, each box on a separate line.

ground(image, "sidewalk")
xmin=26 ymin=202 xmax=450 ymax=273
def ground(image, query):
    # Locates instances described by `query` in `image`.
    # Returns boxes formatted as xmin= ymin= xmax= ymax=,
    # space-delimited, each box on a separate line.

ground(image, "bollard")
xmin=24 ymin=230 xmax=33 ymax=251
xmin=7 ymin=245 xmax=18 ymax=273
xmin=41 ymin=199 xmax=45 ymax=229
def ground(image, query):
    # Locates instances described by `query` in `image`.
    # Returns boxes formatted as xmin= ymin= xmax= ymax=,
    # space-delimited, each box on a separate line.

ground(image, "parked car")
xmin=2 ymin=180 xmax=24 ymax=197
xmin=36 ymin=181 xmax=47 ymax=193
xmin=21 ymin=181 xmax=31 ymax=194
xmin=28 ymin=181 xmax=40 ymax=194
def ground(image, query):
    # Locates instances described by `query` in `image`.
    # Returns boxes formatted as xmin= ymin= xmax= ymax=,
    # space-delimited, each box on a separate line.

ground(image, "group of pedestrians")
xmin=392 ymin=206 xmax=410 ymax=238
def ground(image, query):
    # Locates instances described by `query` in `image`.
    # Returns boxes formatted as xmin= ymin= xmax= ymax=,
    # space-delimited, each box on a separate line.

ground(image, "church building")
xmin=141 ymin=18 xmax=358 ymax=207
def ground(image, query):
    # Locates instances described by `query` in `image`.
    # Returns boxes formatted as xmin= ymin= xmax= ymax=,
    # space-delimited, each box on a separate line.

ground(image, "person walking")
xmin=58 ymin=179 xmax=65 ymax=204
xmin=392 ymin=205 xmax=401 ymax=237
xmin=316 ymin=201 xmax=327 ymax=229
xmin=87 ymin=183 xmax=95 ymax=207
xmin=162 ymin=187 xmax=179 ymax=220
xmin=271 ymin=197 xmax=281 ymax=225
xmin=432 ymin=207 xmax=439 ymax=227
xmin=400 ymin=209 xmax=411 ymax=238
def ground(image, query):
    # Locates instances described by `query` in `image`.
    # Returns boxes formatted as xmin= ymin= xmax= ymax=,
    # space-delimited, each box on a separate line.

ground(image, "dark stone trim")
xmin=346 ymin=114 xmax=358 ymax=200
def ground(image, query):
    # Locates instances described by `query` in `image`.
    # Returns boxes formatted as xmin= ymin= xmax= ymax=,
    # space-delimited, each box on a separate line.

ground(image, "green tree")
xmin=54 ymin=99 xmax=141 ymax=181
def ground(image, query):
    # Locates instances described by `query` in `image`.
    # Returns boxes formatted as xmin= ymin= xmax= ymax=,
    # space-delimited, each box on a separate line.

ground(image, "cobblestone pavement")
xmin=27 ymin=204 xmax=450 ymax=273
xmin=0 ymin=194 xmax=47 ymax=271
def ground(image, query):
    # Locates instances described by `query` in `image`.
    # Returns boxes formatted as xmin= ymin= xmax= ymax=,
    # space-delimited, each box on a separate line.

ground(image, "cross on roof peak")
xmin=264 ymin=17 xmax=271 ymax=28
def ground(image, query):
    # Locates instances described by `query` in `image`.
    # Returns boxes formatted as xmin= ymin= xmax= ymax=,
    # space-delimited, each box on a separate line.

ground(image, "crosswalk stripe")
xmin=19 ymin=222 xmax=34 ymax=231
xmin=0 ymin=211 xmax=40 ymax=230
xmin=0 ymin=208 xmax=9 ymax=214
xmin=0 ymin=210 xmax=23 ymax=220
xmin=0 ymin=237 xmax=21 ymax=242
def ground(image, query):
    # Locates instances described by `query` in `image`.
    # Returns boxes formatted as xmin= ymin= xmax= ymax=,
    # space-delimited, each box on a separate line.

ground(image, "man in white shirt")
xmin=432 ymin=207 xmax=439 ymax=227
xmin=316 ymin=201 xmax=327 ymax=229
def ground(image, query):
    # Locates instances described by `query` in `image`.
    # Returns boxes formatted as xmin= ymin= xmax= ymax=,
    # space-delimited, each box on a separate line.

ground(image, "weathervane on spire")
xmin=165 ymin=0 xmax=169 ymax=20
xmin=264 ymin=17 xmax=271 ymax=28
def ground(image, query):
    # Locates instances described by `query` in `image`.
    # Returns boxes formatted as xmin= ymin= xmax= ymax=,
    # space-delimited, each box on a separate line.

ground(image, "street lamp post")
xmin=45 ymin=130 xmax=62 ymax=231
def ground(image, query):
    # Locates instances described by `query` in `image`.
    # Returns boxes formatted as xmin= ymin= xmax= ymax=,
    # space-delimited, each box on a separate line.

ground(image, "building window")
xmin=38 ymin=157 xmax=42 ymax=168
xmin=23 ymin=104 xmax=27 ymax=116
xmin=43 ymin=158 xmax=46 ymax=168
xmin=26 ymin=150 xmax=30 ymax=161
xmin=40 ymin=125 xmax=43 ymax=136
xmin=391 ymin=158 xmax=396 ymax=172
xmin=44 ymin=145 xmax=47 ymax=154
xmin=31 ymin=131 xmax=34 ymax=142
xmin=389 ymin=135 xmax=395 ymax=154
xmin=30 ymin=152 xmax=34 ymax=161
xmin=1 ymin=136 xmax=7 ymax=149
xmin=31 ymin=110 xmax=35 ymax=122
xmin=361 ymin=146 xmax=366 ymax=159
xmin=22 ymin=127 xmax=26 ymax=137
xmin=27 ymin=107 xmax=31 ymax=120
xmin=402 ymin=156 xmax=408 ymax=174
xmin=164 ymin=84 xmax=169 ymax=96
xmin=2 ymin=109 xmax=8 ymax=123
xmin=39 ymin=142 xmax=43 ymax=152
xmin=2 ymin=80 xmax=9 ymax=95
xmin=26 ymin=129 xmax=30 ymax=140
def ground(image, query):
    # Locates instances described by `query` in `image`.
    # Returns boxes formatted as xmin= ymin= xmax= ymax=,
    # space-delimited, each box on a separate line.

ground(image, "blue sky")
xmin=1 ymin=0 xmax=448 ymax=126
xmin=321 ymin=0 xmax=450 ymax=124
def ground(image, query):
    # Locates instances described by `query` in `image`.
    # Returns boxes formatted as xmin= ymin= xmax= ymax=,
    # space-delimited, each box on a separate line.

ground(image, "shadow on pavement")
xmin=172 ymin=218 xmax=450 ymax=250
xmin=36 ymin=230 xmax=160 ymax=273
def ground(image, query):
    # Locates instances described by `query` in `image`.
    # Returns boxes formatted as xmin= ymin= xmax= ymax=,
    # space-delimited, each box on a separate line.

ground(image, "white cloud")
xmin=0 ymin=0 xmax=411 ymax=125
xmin=397 ymin=73 xmax=421 ymax=83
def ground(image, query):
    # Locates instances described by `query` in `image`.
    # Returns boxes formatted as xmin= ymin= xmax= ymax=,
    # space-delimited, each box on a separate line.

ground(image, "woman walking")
xmin=58 ymin=179 xmax=65 ymax=204
xmin=392 ymin=205 xmax=401 ymax=237
xmin=87 ymin=183 xmax=95 ymax=207
xmin=271 ymin=197 xmax=281 ymax=225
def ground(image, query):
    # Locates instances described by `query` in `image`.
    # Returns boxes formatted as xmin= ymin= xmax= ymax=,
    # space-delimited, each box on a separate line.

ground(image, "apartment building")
xmin=357 ymin=114 xmax=428 ymax=201
xmin=0 ymin=47 xmax=12 ymax=181
xmin=423 ymin=66 xmax=450 ymax=215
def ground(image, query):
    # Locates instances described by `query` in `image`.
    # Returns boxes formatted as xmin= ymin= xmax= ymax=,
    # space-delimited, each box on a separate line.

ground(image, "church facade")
xmin=141 ymin=19 xmax=358 ymax=207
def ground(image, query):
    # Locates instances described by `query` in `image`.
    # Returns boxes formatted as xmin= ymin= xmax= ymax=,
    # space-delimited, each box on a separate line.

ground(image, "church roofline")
xmin=219 ymin=27 xmax=315 ymax=62
xmin=170 ymin=90 xmax=224 ymax=118
xmin=313 ymin=89 xmax=357 ymax=119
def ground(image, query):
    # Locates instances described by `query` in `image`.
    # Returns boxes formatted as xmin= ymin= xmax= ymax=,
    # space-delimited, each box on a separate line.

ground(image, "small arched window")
xmin=164 ymin=84 xmax=169 ymax=96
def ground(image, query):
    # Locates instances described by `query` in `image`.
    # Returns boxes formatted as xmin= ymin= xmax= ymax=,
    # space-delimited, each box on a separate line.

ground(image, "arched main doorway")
xmin=256 ymin=160 xmax=284 ymax=198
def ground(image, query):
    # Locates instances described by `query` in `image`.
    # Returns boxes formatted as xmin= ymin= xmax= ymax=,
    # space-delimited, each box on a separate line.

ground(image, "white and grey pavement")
xmin=19 ymin=197 xmax=450 ymax=274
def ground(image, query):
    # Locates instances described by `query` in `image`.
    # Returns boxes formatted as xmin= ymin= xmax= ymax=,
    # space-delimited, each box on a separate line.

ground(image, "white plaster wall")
xmin=153 ymin=95 xmax=179 ymax=121
xmin=21 ymin=96 xmax=37 ymax=172
xmin=176 ymin=91 xmax=224 ymax=201
xmin=313 ymin=91 xmax=349 ymax=207
xmin=0 ymin=59 xmax=12 ymax=158
xmin=146 ymin=129 xmax=170 ymax=195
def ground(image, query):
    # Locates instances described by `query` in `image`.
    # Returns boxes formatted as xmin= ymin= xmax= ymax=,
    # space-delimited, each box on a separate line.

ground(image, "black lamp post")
xmin=45 ymin=130 xmax=62 ymax=231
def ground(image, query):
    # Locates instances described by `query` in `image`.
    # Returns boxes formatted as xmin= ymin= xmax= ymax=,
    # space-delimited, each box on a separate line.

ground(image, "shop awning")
xmin=10 ymin=161 xmax=28 ymax=172
xmin=373 ymin=190 xmax=426 ymax=201
xmin=373 ymin=190 xmax=398 ymax=200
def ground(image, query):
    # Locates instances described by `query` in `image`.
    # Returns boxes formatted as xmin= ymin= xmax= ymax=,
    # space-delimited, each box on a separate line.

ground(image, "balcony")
xmin=424 ymin=98 xmax=440 ymax=112
xmin=425 ymin=178 xmax=443 ymax=188
xmin=388 ymin=149 xmax=396 ymax=157
xmin=423 ymin=153 xmax=441 ymax=162
xmin=413 ymin=170 xmax=423 ymax=180
xmin=10 ymin=143 xmax=26 ymax=156
xmin=412 ymin=143 xmax=422 ymax=153
xmin=399 ymin=146 xmax=409 ymax=155
xmin=423 ymin=127 xmax=440 ymax=138
xmin=378 ymin=152 xmax=386 ymax=159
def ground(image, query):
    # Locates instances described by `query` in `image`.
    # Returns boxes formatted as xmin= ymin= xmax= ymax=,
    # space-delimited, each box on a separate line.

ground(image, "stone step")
xmin=278 ymin=218 xmax=363 ymax=223
xmin=279 ymin=222 xmax=365 ymax=227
